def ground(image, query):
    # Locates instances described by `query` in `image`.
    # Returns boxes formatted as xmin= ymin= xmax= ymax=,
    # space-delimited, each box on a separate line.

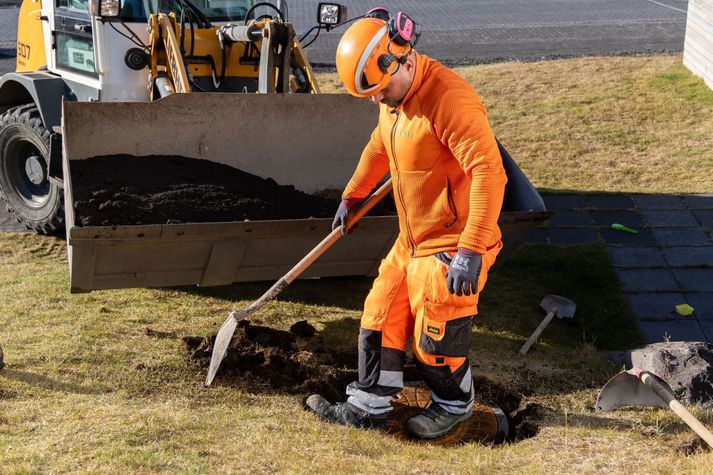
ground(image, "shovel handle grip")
xmin=519 ymin=311 xmax=555 ymax=355
xmin=640 ymin=372 xmax=713 ymax=448
xmin=345 ymin=179 xmax=394 ymax=229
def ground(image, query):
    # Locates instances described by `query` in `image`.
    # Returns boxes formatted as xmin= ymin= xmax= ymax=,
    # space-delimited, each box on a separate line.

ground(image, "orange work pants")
xmin=346 ymin=235 xmax=501 ymax=415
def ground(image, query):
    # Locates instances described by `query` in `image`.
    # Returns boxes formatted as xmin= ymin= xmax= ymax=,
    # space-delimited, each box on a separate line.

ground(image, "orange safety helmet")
xmin=335 ymin=17 xmax=410 ymax=98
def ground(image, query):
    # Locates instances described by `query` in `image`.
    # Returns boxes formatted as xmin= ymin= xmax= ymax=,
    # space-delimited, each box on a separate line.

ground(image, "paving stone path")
xmin=534 ymin=193 xmax=713 ymax=344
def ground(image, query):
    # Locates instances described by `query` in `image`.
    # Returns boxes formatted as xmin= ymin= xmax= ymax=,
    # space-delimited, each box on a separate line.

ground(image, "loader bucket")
xmin=61 ymin=93 xmax=550 ymax=292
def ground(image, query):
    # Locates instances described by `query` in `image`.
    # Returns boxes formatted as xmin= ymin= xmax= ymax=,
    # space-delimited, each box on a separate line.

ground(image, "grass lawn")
xmin=2 ymin=54 xmax=713 ymax=473
xmin=319 ymin=54 xmax=713 ymax=194
xmin=2 ymin=234 xmax=711 ymax=473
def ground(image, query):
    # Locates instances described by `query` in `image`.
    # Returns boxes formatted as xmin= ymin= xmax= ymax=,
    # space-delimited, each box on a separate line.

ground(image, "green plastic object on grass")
xmin=611 ymin=223 xmax=639 ymax=234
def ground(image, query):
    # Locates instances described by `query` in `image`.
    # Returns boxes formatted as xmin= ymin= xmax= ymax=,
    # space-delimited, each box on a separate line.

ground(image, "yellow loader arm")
xmin=148 ymin=13 xmax=192 ymax=96
xmin=147 ymin=13 xmax=319 ymax=99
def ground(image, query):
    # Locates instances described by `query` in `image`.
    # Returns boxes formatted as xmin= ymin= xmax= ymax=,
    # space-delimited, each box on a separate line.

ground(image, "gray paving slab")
xmin=697 ymin=321 xmax=713 ymax=341
xmin=548 ymin=210 xmax=593 ymax=227
xmin=586 ymin=194 xmax=635 ymax=210
xmin=672 ymin=269 xmax=713 ymax=292
xmin=589 ymin=210 xmax=643 ymax=227
xmin=642 ymin=209 xmax=699 ymax=227
xmin=632 ymin=194 xmax=686 ymax=210
xmin=652 ymin=227 xmax=713 ymax=247
xmin=616 ymin=268 xmax=679 ymax=292
xmin=627 ymin=292 xmax=689 ymax=320
xmin=523 ymin=228 xmax=548 ymax=244
xmin=662 ymin=247 xmax=713 ymax=267
xmin=683 ymin=194 xmax=713 ymax=210
xmin=542 ymin=194 xmax=587 ymax=211
xmin=685 ymin=293 xmax=713 ymax=320
xmin=548 ymin=228 xmax=599 ymax=245
xmin=693 ymin=210 xmax=713 ymax=229
xmin=609 ymin=247 xmax=666 ymax=268
xmin=600 ymin=227 xmax=657 ymax=246
xmin=636 ymin=319 xmax=707 ymax=344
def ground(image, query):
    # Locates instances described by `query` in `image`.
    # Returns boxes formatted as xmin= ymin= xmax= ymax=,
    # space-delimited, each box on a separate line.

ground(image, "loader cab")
xmin=35 ymin=0 xmax=257 ymax=102
xmin=118 ymin=0 xmax=253 ymax=23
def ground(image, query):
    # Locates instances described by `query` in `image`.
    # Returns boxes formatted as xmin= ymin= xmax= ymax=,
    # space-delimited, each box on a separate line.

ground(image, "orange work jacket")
xmin=343 ymin=52 xmax=507 ymax=256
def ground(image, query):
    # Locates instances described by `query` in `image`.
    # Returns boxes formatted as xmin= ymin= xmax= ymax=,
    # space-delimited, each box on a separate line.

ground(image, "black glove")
xmin=331 ymin=198 xmax=362 ymax=235
xmin=446 ymin=249 xmax=483 ymax=296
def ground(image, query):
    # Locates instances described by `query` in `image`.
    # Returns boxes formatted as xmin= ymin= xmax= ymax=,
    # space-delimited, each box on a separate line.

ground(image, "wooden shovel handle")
xmin=639 ymin=371 xmax=713 ymax=448
xmin=519 ymin=311 xmax=555 ymax=355
xmin=282 ymin=179 xmax=393 ymax=284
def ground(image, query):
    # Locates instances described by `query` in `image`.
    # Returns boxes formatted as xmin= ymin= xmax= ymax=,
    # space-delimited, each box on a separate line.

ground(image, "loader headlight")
xmin=89 ymin=0 xmax=120 ymax=17
xmin=318 ymin=3 xmax=346 ymax=26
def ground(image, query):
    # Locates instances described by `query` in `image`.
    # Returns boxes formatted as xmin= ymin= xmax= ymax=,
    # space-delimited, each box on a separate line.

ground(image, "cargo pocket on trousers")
xmin=362 ymin=260 xmax=406 ymax=329
xmin=418 ymin=301 xmax=474 ymax=357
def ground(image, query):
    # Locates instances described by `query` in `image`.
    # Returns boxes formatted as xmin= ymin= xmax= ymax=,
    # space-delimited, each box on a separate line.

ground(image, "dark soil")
xmin=184 ymin=319 xmax=356 ymax=402
xmin=183 ymin=320 xmax=543 ymax=443
xmin=71 ymin=155 xmax=394 ymax=227
xmin=677 ymin=435 xmax=711 ymax=455
xmin=289 ymin=320 xmax=316 ymax=338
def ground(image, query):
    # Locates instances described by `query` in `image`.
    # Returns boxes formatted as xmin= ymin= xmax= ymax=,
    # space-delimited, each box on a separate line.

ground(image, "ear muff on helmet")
xmin=374 ymin=10 xmax=419 ymax=74
xmin=335 ymin=10 xmax=418 ymax=98
xmin=377 ymin=51 xmax=408 ymax=75
xmin=388 ymin=11 xmax=418 ymax=47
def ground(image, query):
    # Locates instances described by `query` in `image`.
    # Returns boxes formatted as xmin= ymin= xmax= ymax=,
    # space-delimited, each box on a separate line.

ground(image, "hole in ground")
xmin=184 ymin=321 xmax=542 ymax=444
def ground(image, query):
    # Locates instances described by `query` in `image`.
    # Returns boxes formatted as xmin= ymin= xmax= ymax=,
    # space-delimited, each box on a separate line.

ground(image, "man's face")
xmin=368 ymin=56 xmax=415 ymax=108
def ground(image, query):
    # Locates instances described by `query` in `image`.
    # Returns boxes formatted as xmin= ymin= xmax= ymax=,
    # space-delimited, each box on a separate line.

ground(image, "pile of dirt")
xmin=184 ymin=320 xmax=355 ymax=401
xmin=183 ymin=320 xmax=544 ymax=444
xmin=71 ymin=155 xmax=353 ymax=227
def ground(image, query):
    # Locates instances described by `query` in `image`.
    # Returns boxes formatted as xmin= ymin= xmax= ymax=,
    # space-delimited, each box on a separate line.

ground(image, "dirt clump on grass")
xmin=183 ymin=321 xmax=543 ymax=444
xmin=184 ymin=320 xmax=355 ymax=401
xmin=71 ymin=155 xmax=336 ymax=227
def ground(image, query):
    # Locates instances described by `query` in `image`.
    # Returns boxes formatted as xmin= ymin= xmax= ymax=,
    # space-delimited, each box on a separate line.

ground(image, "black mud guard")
xmin=0 ymin=72 xmax=74 ymax=129
xmin=0 ymin=72 xmax=75 ymax=183
xmin=498 ymin=139 xmax=547 ymax=213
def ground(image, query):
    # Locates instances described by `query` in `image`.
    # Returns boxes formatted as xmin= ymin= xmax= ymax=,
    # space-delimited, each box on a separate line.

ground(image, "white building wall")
xmin=684 ymin=0 xmax=713 ymax=90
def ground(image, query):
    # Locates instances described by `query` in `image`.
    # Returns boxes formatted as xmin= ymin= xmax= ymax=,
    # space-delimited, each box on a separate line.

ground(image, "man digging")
xmin=305 ymin=8 xmax=507 ymax=440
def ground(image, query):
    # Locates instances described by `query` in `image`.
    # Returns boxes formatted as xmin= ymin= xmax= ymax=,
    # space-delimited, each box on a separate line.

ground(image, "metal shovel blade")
xmin=595 ymin=369 xmax=670 ymax=412
xmin=204 ymin=311 xmax=243 ymax=386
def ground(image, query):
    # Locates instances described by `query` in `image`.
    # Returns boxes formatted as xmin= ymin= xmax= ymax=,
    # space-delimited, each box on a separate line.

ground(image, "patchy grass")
xmin=317 ymin=54 xmax=713 ymax=194
xmin=1 ymin=234 xmax=712 ymax=473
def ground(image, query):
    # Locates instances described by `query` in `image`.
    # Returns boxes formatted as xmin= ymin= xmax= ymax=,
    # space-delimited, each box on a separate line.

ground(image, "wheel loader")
xmin=0 ymin=0 xmax=551 ymax=293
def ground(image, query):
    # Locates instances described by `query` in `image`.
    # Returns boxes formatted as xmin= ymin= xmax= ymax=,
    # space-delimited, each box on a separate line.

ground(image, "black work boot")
xmin=405 ymin=403 xmax=472 ymax=439
xmin=305 ymin=394 xmax=387 ymax=429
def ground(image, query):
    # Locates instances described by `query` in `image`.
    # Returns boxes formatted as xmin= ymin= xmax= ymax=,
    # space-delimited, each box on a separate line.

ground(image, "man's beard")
xmin=381 ymin=97 xmax=402 ymax=108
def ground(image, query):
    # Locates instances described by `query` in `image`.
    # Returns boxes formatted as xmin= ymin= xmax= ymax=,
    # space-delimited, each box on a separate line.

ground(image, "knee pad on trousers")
xmin=415 ymin=359 xmax=472 ymax=402
xmin=356 ymin=327 xmax=406 ymax=397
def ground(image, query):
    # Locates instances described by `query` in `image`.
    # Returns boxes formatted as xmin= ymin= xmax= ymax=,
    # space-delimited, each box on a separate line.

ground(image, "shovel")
xmin=596 ymin=368 xmax=713 ymax=448
xmin=518 ymin=295 xmax=576 ymax=355
xmin=204 ymin=179 xmax=393 ymax=386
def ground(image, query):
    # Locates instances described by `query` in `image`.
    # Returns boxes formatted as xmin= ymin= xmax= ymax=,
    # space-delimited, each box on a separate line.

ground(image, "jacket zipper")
xmin=390 ymin=111 xmax=416 ymax=255
xmin=445 ymin=176 xmax=458 ymax=228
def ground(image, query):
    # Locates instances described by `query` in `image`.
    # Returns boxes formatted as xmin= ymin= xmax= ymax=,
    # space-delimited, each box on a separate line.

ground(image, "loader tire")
xmin=0 ymin=104 xmax=64 ymax=235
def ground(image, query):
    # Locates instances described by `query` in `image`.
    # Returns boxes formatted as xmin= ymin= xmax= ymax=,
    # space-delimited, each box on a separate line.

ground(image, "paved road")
xmin=1 ymin=0 xmax=688 ymax=66
xmin=291 ymin=0 xmax=688 ymax=65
